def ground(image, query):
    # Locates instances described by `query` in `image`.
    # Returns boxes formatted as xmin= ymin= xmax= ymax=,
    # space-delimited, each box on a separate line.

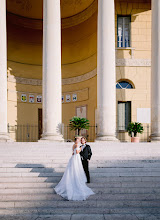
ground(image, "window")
xmin=118 ymin=101 xmax=131 ymax=131
xmin=117 ymin=16 xmax=131 ymax=48
xmin=116 ymin=81 xmax=133 ymax=89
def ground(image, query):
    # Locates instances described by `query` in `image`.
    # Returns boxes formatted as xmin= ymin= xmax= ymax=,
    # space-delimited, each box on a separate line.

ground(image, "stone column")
xmin=41 ymin=0 xmax=63 ymax=141
xmin=151 ymin=0 xmax=160 ymax=141
xmin=0 ymin=0 xmax=11 ymax=142
xmin=96 ymin=0 xmax=118 ymax=141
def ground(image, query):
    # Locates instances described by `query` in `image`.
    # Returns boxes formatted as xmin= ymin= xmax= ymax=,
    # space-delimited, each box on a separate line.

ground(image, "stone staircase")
xmin=0 ymin=142 xmax=160 ymax=220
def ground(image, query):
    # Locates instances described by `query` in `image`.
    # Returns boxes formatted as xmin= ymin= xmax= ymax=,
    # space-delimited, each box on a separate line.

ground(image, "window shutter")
xmin=118 ymin=17 xmax=123 ymax=47
xmin=125 ymin=102 xmax=131 ymax=129
xmin=118 ymin=102 xmax=125 ymax=130
xmin=124 ymin=17 xmax=130 ymax=47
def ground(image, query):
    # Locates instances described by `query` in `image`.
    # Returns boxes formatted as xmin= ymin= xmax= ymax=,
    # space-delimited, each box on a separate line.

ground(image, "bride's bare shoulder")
xmin=72 ymin=144 xmax=76 ymax=150
xmin=72 ymin=143 xmax=78 ymax=150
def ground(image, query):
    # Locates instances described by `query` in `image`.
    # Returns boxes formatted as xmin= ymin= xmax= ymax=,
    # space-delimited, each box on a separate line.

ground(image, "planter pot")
xmin=131 ymin=137 xmax=139 ymax=143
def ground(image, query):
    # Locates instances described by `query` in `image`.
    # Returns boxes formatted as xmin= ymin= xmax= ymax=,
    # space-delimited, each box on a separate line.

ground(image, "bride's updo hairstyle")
xmin=74 ymin=136 xmax=81 ymax=142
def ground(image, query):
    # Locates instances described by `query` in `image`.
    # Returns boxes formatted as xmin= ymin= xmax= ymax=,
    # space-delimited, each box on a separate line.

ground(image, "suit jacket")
xmin=80 ymin=144 xmax=92 ymax=160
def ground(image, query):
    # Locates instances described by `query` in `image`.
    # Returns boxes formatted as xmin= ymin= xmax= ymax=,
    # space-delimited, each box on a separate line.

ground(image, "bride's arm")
xmin=76 ymin=146 xmax=82 ymax=154
xmin=72 ymin=144 xmax=75 ymax=155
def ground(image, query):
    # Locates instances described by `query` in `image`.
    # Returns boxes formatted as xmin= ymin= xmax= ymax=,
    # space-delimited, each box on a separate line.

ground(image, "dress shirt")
xmin=81 ymin=144 xmax=86 ymax=151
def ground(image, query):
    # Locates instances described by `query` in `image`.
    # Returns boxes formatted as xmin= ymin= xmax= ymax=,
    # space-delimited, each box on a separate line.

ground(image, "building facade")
xmin=0 ymin=0 xmax=159 ymax=142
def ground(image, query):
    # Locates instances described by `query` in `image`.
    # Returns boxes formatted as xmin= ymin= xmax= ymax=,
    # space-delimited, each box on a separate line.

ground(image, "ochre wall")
xmin=7 ymin=0 xmax=151 ymax=141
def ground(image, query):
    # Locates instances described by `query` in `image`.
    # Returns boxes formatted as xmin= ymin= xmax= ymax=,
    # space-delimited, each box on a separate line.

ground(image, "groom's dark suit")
xmin=80 ymin=144 xmax=92 ymax=183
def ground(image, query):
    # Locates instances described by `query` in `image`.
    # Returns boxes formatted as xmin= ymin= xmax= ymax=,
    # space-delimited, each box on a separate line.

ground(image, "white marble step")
xmin=0 ymin=171 xmax=160 ymax=177
xmin=0 ymin=214 xmax=160 ymax=220
xmin=0 ymin=143 xmax=160 ymax=160
xmin=0 ymin=176 xmax=160 ymax=183
xmin=1 ymin=181 xmax=160 ymax=189
xmin=1 ymin=155 xmax=160 ymax=159
xmin=0 ymin=167 xmax=160 ymax=173
xmin=0 ymin=187 xmax=159 ymax=195
xmin=0 ymin=193 xmax=160 ymax=201
xmin=1 ymin=160 xmax=160 ymax=168
xmin=1 ymin=200 xmax=160 ymax=208
xmin=1 ymin=143 xmax=160 ymax=219
xmin=0 ymin=207 xmax=160 ymax=215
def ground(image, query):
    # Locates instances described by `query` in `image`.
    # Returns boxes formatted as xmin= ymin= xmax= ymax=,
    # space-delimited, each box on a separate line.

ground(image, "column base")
xmin=150 ymin=134 xmax=160 ymax=142
xmin=96 ymin=135 xmax=120 ymax=142
xmin=39 ymin=133 xmax=64 ymax=142
xmin=0 ymin=133 xmax=13 ymax=142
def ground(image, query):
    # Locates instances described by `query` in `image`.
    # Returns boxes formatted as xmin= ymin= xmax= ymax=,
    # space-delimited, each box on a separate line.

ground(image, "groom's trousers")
xmin=82 ymin=159 xmax=90 ymax=183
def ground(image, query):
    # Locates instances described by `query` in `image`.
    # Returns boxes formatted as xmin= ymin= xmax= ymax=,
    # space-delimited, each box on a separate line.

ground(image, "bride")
xmin=54 ymin=137 xmax=95 ymax=201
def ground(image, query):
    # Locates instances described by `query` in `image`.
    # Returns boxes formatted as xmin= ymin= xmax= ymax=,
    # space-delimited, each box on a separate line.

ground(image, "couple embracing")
xmin=54 ymin=136 xmax=95 ymax=201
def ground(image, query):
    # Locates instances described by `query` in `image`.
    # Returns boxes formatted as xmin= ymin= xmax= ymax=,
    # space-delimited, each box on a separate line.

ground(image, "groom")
xmin=80 ymin=137 xmax=92 ymax=183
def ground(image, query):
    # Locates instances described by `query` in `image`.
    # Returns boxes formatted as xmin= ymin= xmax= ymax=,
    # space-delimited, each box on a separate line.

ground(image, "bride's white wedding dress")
xmin=54 ymin=146 xmax=95 ymax=201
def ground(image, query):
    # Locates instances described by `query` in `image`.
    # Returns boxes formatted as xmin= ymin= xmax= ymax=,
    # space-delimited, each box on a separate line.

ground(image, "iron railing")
xmin=7 ymin=123 xmax=150 ymax=142
xmin=8 ymin=124 xmax=38 ymax=142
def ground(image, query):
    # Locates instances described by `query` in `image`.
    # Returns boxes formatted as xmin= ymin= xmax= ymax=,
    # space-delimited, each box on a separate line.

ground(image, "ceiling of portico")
xmin=6 ymin=0 xmax=95 ymax=19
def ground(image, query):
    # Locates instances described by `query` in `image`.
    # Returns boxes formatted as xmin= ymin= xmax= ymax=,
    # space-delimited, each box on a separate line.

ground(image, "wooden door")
xmin=38 ymin=109 xmax=42 ymax=139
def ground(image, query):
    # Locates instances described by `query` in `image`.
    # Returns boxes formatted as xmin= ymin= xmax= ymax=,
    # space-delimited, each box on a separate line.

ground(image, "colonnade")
xmin=0 ymin=0 xmax=159 ymax=142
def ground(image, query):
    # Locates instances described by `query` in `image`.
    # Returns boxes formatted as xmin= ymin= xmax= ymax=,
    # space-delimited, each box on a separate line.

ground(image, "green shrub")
xmin=69 ymin=116 xmax=90 ymax=136
xmin=127 ymin=122 xmax=144 ymax=137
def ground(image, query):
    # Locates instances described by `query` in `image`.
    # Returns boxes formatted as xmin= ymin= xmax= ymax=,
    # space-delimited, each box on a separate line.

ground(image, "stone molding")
xmin=116 ymin=59 xmax=151 ymax=67
xmin=7 ymin=59 xmax=151 ymax=86
xmin=7 ymin=68 xmax=97 ymax=86
xmin=7 ymin=74 xmax=42 ymax=86
xmin=63 ymin=69 xmax=97 ymax=85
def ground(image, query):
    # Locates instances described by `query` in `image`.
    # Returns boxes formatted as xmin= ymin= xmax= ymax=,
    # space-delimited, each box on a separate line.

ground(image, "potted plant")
xmin=127 ymin=122 xmax=144 ymax=142
xmin=69 ymin=116 xmax=90 ymax=137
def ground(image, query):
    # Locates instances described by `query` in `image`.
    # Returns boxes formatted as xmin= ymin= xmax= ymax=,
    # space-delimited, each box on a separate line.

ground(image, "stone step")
xmin=1 ymin=160 xmax=160 ymax=167
xmin=0 ymin=152 xmax=160 ymax=156
xmin=2 ymin=152 xmax=160 ymax=156
xmin=1 ymin=200 xmax=160 ymax=208
xmin=1 ymin=167 xmax=160 ymax=173
xmin=0 ymin=207 xmax=160 ymax=215
xmin=2 ymin=163 xmax=160 ymax=169
xmin=1 ymin=171 xmax=160 ymax=177
xmin=0 ymin=214 xmax=160 ymax=220
xmin=1 ymin=152 xmax=160 ymax=157
xmin=0 ymin=193 xmax=160 ymax=201
xmin=1 ymin=155 xmax=160 ymax=160
xmin=0 ymin=187 xmax=160 ymax=194
xmin=1 ymin=181 xmax=160 ymax=189
xmin=0 ymin=176 xmax=160 ymax=183
xmin=1 ymin=143 xmax=160 ymax=219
